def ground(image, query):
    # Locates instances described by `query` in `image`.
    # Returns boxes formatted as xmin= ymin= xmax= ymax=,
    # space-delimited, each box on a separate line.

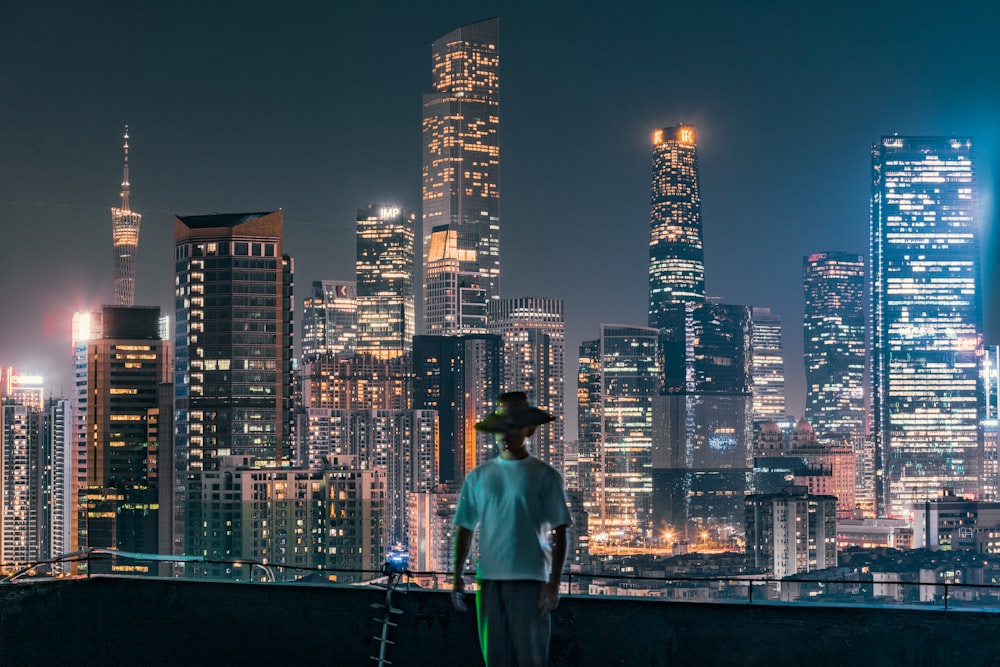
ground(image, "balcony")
xmin=2 ymin=574 xmax=999 ymax=666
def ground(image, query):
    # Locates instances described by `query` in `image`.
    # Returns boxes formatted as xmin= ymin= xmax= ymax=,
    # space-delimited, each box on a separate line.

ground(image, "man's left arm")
xmin=539 ymin=524 xmax=568 ymax=615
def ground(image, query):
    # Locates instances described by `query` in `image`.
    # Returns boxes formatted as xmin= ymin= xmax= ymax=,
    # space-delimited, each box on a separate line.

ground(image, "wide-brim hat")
xmin=475 ymin=391 xmax=555 ymax=434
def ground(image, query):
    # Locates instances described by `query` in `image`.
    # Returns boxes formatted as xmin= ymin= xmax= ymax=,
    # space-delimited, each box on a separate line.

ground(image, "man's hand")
xmin=451 ymin=578 xmax=468 ymax=612
xmin=452 ymin=526 xmax=473 ymax=612
xmin=538 ymin=580 xmax=560 ymax=615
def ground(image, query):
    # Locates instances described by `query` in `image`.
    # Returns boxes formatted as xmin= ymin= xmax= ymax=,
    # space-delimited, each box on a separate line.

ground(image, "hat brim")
xmin=475 ymin=408 xmax=555 ymax=433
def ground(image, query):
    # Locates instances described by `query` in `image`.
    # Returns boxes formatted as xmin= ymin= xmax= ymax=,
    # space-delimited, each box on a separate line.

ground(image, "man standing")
xmin=452 ymin=392 xmax=572 ymax=667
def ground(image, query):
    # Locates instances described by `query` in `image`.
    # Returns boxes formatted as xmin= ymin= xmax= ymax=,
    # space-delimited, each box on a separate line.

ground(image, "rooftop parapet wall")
xmin=1 ymin=577 xmax=999 ymax=666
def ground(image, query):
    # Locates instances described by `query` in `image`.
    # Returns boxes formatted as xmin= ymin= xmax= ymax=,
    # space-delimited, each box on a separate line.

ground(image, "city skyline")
xmin=3 ymin=2 xmax=999 ymax=438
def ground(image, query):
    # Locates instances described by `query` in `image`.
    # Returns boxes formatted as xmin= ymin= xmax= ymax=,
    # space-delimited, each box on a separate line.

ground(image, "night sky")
xmin=3 ymin=1 xmax=999 ymax=438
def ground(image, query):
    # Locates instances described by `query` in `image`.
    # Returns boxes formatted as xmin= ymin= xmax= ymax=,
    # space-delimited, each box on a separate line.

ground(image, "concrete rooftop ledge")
xmin=1 ymin=576 xmax=999 ymax=666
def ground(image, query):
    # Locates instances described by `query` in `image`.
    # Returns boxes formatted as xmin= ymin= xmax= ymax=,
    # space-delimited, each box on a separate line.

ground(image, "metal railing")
xmin=5 ymin=551 xmax=1000 ymax=612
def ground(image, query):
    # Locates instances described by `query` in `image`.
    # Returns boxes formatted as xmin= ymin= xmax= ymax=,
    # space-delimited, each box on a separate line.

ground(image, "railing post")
xmin=944 ymin=582 xmax=949 ymax=610
xmin=748 ymin=580 xmax=754 ymax=604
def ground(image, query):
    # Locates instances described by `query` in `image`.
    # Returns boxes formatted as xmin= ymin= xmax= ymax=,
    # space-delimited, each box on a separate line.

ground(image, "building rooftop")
xmin=2 ymin=576 xmax=999 ymax=666
xmin=176 ymin=212 xmax=276 ymax=229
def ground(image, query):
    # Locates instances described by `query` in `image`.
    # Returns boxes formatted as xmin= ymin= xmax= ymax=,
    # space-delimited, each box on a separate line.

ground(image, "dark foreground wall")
xmin=1 ymin=577 xmax=998 ymax=666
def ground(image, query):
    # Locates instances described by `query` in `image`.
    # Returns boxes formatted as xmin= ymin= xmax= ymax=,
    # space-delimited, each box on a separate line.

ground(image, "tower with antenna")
xmin=111 ymin=126 xmax=141 ymax=306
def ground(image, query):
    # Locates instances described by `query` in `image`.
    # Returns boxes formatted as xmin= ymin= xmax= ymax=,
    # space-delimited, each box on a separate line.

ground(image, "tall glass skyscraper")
xmin=653 ymin=302 xmax=754 ymax=541
xmin=870 ymin=136 xmax=983 ymax=518
xmin=578 ymin=325 xmax=659 ymax=546
xmin=111 ymin=126 xmax=141 ymax=307
xmin=803 ymin=252 xmax=866 ymax=439
xmin=356 ymin=205 xmax=415 ymax=358
xmin=648 ymin=124 xmax=705 ymax=328
xmin=422 ymin=18 xmax=500 ymax=334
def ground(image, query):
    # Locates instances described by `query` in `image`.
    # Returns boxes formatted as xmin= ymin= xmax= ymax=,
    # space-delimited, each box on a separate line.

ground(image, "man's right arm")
xmin=452 ymin=526 xmax=474 ymax=611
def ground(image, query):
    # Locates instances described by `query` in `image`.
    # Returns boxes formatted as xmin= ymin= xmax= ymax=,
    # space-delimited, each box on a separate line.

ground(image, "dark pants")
xmin=476 ymin=579 xmax=550 ymax=667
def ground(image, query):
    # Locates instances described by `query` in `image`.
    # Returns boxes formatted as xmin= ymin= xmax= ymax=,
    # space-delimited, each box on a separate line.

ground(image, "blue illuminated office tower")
xmin=356 ymin=205 xmax=415 ymax=358
xmin=648 ymin=124 xmax=705 ymax=328
xmin=653 ymin=302 xmax=754 ymax=542
xmin=577 ymin=325 xmax=659 ymax=546
xmin=870 ymin=136 xmax=983 ymax=518
xmin=802 ymin=252 xmax=866 ymax=440
xmin=422 ymin=18 xmax=500 ymax=334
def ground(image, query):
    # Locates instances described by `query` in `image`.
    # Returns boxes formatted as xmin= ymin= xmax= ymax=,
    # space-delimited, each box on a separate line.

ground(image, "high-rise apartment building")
xmin=745 ymin=487 xmax=837 ymax=578
xmin=174 ymin=211 xmax=294 ymax=558
xmin=422 ymin=18 xmax=500 ymax=334
xmin=1 ymin=401 xmax=39 ymax=569
xmin=186 ymin=455 xmax=386 ymax=583
xmin=750 ymin=307 xmax=786 ymax=421
xmin=295 ymin=408 xmax=436 ymax=547
xmin=301 ymin=281 xmax=357 ymax=359
xmin=870 ymin=136 xmax=983 ymax=518
xmin=356 ymin=205 xmax=415 ymax=358
xmin=111 ymin=127 xmax=141 ymax=307
xmin=413 ymin=334 xmax=502 ymax=485
xmin=577 ymin=325 xmax=659 ymax=546
xmin=486 ymin=297 xmax=565 ymax=470
xmin=70 ymin=311 xmax=101 ymax=558
xmin=803 ymin=252 xmax=866 ymax=439
xmin=44 ymin=397 xmax=72 ymax=569
xmin=648 ymin=124 xmax=705 ymax=327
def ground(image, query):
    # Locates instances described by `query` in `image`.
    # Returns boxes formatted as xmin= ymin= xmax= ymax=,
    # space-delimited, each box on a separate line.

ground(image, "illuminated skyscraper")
xmin=413 ymin=334 xmax=501 ymax=485
xmin=486 ymin=297 xmax=565 ymax=470
xmin=70 ymin=311 xmax=101 ymax=557
xmin=422 ymin=18 xmax=500 ymax=333
xmin=578 ymin=325 xmax=659 ymax=546
xmin=302 ymin=281 xmax=357 ymax=359
xmin=648 ymin=124 xmax=705 ymax=328
xmin=750 ymin=307 xmax=787 ymax=421
xmin=43 ymin=397 xmax=72 ymax=570
xmin=1 ymin=401 xmax=39 ymax=569
xmin=79 ymin=306 xmax=171 ymax=573
xmin=870 ymin=136 xmax=983 ymax=518
xmin=802 ymin=252 xmax=866 ymax=439
xmin=653 ymin=303 xmax=754 ymax=541
xmin=356 ymin=205 xmax=415 ymax=358
xmin=174 ymin=211 xmax=294 ymax=559
xmin=111 ymin=126 xmax=141 ymax=306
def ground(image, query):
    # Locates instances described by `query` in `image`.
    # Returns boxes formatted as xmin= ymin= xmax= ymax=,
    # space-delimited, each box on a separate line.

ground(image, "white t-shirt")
xmin=454 ymin=455 xmax=572 ymax=582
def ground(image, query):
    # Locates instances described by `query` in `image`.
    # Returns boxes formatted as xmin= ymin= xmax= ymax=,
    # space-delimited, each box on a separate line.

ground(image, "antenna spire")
xmin=120 ymin=125 xmax=131 ymax=211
